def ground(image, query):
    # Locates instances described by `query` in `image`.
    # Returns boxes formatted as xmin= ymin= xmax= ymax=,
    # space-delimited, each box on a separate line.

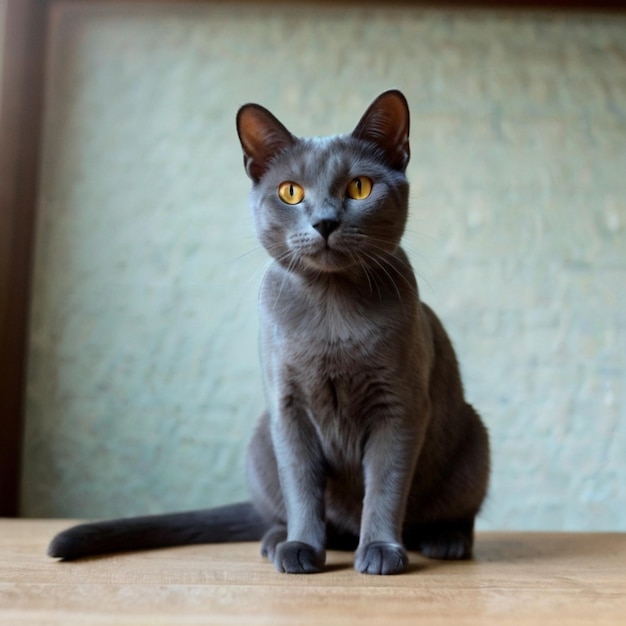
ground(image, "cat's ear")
xmin=236 ymin=104 xmax=296 ymax=182
xmin=352 ymin=90 xmax=410 ymax=171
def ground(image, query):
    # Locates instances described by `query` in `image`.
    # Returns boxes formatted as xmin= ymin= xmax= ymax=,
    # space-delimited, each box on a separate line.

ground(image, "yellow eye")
xmin=346 ymin=177 xmax=373 ymax=200
xmin=278 ymin=182 xmax=305 ymax=205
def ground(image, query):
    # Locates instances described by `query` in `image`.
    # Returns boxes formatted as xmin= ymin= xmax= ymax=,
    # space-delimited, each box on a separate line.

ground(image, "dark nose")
xmin=312 ymin=219 xmax=340 ymax=240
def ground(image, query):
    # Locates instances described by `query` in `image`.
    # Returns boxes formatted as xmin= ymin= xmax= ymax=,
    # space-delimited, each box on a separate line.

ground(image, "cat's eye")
xmin=346 ymin=177 xmax=373 ymax=200
xmin=278 ymin=182 xmax=305 ymax=205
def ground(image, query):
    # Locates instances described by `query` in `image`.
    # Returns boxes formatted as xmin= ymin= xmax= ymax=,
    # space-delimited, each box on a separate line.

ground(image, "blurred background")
xmin=7 ymin=2 xmax=625 ymax=530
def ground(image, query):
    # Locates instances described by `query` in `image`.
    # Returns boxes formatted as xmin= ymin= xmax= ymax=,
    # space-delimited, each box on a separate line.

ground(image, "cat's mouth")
xmin=298 ymin=239 xmax=359 ymax=273
xmin=285 ymin=230 xmax=382 ymax=274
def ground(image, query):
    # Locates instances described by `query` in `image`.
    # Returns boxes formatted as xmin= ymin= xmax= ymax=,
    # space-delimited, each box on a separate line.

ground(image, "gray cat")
xmin=49 ymin=90 xmax=489 ymax=575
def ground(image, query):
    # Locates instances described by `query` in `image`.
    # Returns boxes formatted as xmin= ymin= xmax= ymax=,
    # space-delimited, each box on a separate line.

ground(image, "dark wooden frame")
xmin=1 ymin=0 xmax=624 ymax=517
xmin=0 ymin=0 xmax=48 ymax=517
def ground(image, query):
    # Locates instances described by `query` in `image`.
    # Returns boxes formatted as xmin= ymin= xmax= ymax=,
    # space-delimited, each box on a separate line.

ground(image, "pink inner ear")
xmin=238 ymin=109 xmax=270 ymax=157
xmin=236 ymin=104 xmax=295 ymax=181
xmin=352 ymin=90 xmax=410 ymax=171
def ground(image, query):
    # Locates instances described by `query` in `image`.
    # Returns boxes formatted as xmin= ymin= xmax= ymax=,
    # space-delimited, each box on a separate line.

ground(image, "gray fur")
xmin=48 ymin=90 xmax=489 ymax=575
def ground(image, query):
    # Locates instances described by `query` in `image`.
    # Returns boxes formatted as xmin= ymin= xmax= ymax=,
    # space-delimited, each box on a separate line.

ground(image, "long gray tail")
xmin=48 ymin=501 xmax=269 ymax=560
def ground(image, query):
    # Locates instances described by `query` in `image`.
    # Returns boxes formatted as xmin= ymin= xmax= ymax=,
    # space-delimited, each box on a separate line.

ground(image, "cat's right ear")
xmin=352 ymin=90 xmax=410 ymax=172
xmin=236 ymin=104 xmax=296 ymax=182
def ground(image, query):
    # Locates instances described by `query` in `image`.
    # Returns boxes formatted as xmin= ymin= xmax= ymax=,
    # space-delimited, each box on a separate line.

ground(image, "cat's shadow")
xmin=363 ymin=534 xmax=623 ymax=573
xmin=470 ymin=533 xmax=623 ymax=564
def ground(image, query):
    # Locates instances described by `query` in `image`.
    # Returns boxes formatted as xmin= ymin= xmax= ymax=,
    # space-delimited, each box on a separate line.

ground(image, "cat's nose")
xmin=313 ymin=219 xmax=340 ymax=240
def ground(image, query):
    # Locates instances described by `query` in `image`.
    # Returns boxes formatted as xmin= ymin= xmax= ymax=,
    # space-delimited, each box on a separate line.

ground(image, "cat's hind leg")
xmin=404 ymin=518 xmax=475 ymax=560
xmin=403 ymin=403 xmax=488 ymax=561
xmin=260 ymin=524 xmax=287 ymax=561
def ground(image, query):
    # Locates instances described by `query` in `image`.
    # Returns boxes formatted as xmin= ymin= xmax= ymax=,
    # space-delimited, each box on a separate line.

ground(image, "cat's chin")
xmin=299 ymin=251 xmax=359 ymax=274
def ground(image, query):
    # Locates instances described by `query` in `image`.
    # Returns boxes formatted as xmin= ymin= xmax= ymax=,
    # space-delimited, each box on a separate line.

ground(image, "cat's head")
xmin=236 ymin=90 xmax=410 ymax=275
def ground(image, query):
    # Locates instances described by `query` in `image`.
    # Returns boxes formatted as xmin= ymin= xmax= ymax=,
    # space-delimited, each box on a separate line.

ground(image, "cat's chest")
xmin=260 ymin=271 xmax=415 ymax=466
xmin=269 ymin=292 xmax=383 ymax=378
xmin=259 ymin=267 xmax=414 ymax=405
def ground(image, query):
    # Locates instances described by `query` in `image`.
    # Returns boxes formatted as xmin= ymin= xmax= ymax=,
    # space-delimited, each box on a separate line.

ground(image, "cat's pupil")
xmin=289 ymin=184 xmax=294 ymax=197
xmin=355 ymin=179 xmax=362 ymax=192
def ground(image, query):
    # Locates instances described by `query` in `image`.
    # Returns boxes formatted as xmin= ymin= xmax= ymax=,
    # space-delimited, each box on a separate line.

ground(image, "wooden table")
xmin=1 ymin=519 xmax=625 ymax=625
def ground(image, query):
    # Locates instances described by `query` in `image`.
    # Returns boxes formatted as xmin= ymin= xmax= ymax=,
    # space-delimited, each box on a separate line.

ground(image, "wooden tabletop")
xmin=1 ymin=519 xmax=625 ymax=625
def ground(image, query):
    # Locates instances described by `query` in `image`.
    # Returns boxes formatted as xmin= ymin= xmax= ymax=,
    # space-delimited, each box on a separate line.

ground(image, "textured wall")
xmin=21 ymin=3 xmax=626 ymax=531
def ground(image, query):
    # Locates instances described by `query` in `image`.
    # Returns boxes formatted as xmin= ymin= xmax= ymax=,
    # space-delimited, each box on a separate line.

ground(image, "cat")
xmin=48 ymin=90 xmax=490 ymax=575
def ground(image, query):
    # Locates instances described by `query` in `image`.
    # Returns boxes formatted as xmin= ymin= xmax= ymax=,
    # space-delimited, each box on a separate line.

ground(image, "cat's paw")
xmin=418 ymin=530 xmax=473 ymax=560
xmin=355 ymin=541 xmax=408 ymax=575
xmin=274 ymin=541 xmax=325 ymax=574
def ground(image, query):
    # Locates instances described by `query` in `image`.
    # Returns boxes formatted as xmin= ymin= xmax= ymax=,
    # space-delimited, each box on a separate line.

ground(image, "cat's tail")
xmin=48 ymin=501 xmax=269 ymax=560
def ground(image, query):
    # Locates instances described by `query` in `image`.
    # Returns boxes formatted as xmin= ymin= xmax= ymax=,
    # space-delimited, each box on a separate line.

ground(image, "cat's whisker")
xmin=349 ymin=235 xmax=432 ymax=296
xmin=232 ymin=245 xmax=267 ymax=265
xmin=337 ymin=234 xmax=407 ymax=299
xmin=248 ymin=258 xmax=276 ymax=285
xmin=232 ymin=248 xmax=277 ymax=285
xmin=245 ymin=244 xmax=292 ymax=285
xmin=272 ymin=253 xmax=299 ymax=313
xmin=379 ymin=254 xmax=421 ymax=298
xmin=359 ymin=250 xmax=403 ymax=304
xmin=348 ymin=251 xmax=381 ymax=301
xmin=365 ymin=263 xmax=384 ymax=302
xmin=359 ymin=261 xmax=376 ymax=298
xmin=351 ymin=237 xmax=411 ymax=277
xmin=372 ymin=244 xmax=434 ymax=295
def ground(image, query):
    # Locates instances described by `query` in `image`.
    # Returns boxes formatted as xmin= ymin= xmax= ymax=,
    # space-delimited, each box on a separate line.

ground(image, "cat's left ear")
xmin=236 ymin=104 xmax=296 ymax=182
xmin=352 ymin=90 xmax=410 ymax=172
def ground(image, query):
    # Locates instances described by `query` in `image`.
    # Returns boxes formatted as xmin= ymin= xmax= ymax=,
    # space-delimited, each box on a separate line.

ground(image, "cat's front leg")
xmin=269 ymin=403 xmax=327 ymax=574
xmin=355 ymin=416 xmax=422 ymax=575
